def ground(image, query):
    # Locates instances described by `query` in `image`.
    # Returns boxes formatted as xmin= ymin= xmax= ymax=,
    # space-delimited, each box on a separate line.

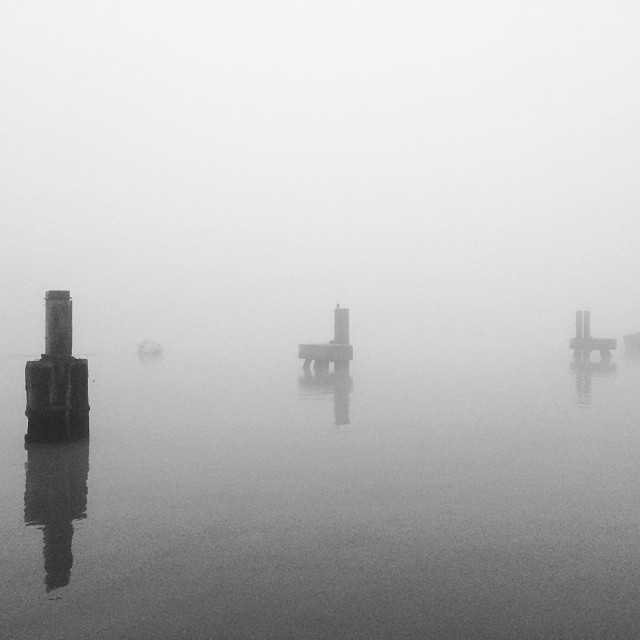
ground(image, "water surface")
xmin=2 ymin=348 xmax=640 ymax=639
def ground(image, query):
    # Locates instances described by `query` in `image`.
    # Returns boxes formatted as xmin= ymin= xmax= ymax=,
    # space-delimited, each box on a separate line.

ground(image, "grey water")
xmin=2 ymin=346 xmax=640 ymax=640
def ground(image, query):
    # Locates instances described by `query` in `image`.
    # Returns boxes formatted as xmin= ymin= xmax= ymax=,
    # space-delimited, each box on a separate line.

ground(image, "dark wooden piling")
xmin=25 ymin=291 xmax=89 ymax=443
xmin=299 ymin=305 xmax=353 ymax=372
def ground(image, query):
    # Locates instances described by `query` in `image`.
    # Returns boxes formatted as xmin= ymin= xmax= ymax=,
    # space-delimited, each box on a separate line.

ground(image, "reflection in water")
xmin=571 ymin=361 xmax=617 ymax=405
xmin=299 ymin=369 xmax=352 ymax=425
xmin=624 ymin=345 xmax=640 ymax=361
xmin=24 ymin=440 xmax=89 ymax=592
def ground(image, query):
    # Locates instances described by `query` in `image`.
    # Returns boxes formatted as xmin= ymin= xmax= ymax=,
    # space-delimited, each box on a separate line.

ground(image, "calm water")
xmin=2 ymin=347 xmax=640 ymax=639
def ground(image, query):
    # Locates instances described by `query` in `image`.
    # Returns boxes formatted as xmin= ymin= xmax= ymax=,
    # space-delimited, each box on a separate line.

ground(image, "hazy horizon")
xmin=2 ymin=1 xmax=639 ymax=360
xmin=3 ymin=6 xmax=640 ymax=634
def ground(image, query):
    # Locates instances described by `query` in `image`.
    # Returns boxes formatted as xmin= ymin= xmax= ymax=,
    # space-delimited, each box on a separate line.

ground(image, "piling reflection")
xmin=623 ymin=344 xmax=640 ymax=361
xmin=571 ymin=361 xmax=616 ymax=405
xmin=24 ymin=439 xmax=89 ymax=592
xmin=299 ymin=370 xmax=352 ymax=426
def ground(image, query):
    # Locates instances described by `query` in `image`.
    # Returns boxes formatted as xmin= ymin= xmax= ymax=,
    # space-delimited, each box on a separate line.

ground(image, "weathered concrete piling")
xmin=570 ymin=310 xmax=617 ymax=363
xmin=25 ymin=291 xmax=89 ymax=443
xmin=299 ymin=305 xmax=353 ymax=372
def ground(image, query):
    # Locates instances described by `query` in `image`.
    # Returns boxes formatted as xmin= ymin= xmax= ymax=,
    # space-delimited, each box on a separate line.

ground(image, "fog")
xmin=2 ymin=0 xmax=639 ymax=363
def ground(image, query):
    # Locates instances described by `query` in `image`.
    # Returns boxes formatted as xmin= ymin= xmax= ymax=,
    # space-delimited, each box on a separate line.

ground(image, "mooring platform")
xmin=299 ymin=305 xmax=353 ymax=371
xmin=298 ymin=343 xmax=353 ymax=370
xmin=570 ymin=311 xmax=616 ymax=363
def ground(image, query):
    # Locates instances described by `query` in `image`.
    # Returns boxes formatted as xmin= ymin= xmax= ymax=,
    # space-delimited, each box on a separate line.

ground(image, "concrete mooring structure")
xmin=570 ymin=310 xmax=617 ymax=363
xmin=298 ymin=305 xmax=353 ymax=372
xmin=25 ymin=291 xmax=89 ymax=443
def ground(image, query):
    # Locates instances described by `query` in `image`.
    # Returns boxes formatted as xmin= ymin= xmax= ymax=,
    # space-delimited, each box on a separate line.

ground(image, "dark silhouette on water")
xmin=299 ymin=305 xmax=353 ymax=372
xmin=570 ymin=310 xmax=616 ymax=364
xmin=24 ymin=440 xmax=89 ymax=592
xmin=25 ymin=291 xmax=89 ymax=443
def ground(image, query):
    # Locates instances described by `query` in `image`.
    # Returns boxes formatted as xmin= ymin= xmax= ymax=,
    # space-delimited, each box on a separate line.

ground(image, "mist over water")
xmin=3 ymin=346 xmax=640 ymax=638
xmin=1 ymin=0 xmax=640 ymax=357
xmin=2 ymin=1 xmax=640 ymax=638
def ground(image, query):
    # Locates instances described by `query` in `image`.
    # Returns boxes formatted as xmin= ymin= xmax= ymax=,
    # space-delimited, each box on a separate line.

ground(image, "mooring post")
xmin=576 ymin=311 xmax=583 ymax=340
xmin=582 ymin=310 xmax=592 ymax=361
xmin=583 ymin=311 xmax=591 ymax=340
xmin=334 ymin=305 xmax=350 ymax=372
xmin=570 ymin=310 xmax=616 ymax=364
xmin=334 ymin=305 xmax=350 ymax=345
xmin=573 ymin=310 xmax=585 ymax=362
xmin=45 ymin=290 xmax=73 ymax=357
xmin=25 ymin=291 xmax=89 ymax=443
xmin=298 ymin=305 xmax=353 ymax=372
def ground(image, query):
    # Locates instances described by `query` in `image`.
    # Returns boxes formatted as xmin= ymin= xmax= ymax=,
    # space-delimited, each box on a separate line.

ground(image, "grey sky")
xmin=1 ymin=1 xmax=639 ymax=357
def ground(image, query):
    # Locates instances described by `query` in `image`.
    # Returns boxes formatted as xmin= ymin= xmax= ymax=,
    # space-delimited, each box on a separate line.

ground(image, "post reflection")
xmin=299 ymin=369 xmax=353 ymax=426
xmin=24 ymin=439 xmax=89 ymax=592
xmin=624 ymin=343 xmax=640 ymax=361
xmin=571 ymin=361 xmax=617 ymax=405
